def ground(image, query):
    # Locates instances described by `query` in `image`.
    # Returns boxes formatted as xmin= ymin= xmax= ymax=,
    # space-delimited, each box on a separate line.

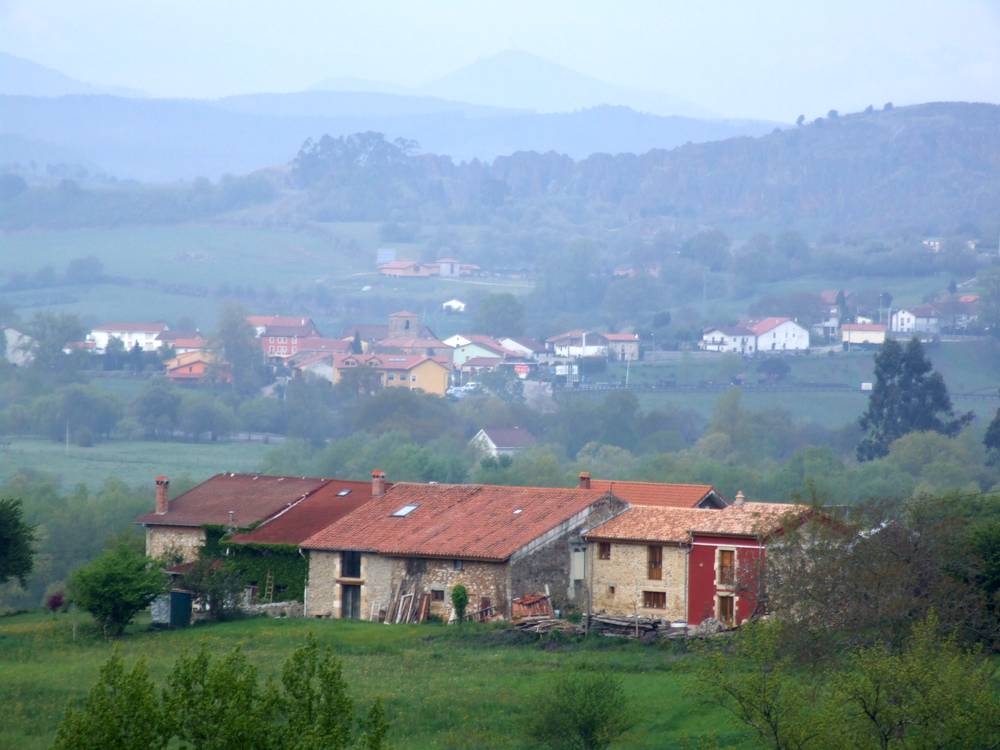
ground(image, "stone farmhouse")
xmin=584 ymin=494 xmax=807 ymax=626
xmin=300 ymin=480 xmax=626 ymax=621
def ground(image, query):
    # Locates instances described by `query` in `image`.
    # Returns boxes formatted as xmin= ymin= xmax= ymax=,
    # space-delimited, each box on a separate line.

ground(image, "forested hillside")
xmin=3 ymin=102 xmax=996 ymax=235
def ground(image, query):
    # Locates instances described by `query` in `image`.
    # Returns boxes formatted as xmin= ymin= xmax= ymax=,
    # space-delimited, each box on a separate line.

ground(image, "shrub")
xmin=451 ymin=584 xmax=468 ymax=623
xmin=529 ymin=671 xmax=632 ymax=750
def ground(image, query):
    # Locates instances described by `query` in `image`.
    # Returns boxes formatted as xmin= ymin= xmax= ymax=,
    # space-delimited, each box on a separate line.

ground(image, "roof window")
xmin=391 ymin=504 xmax=418 ymax=517
xmin=336 ymin=488 xmax=352 ymax=496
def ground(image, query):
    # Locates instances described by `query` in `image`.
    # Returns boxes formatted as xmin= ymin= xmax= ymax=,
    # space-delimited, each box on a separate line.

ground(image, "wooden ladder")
xmin=262 ymin=570 xmax=274 ymax=603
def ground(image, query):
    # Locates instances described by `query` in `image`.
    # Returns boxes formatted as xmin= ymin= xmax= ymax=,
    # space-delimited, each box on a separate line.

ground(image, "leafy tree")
xmin=680 ymin=229 xmax=730 ymax=271
xmin=24 ymin=311 xmax=86 ymax=377
xmin=529 ymin=671 xmax=632 ymax=750
xmin=979 ymin=268 xmax=1000 ymax=338
xmin=795 ymin=114 xmax=805 ymax=127
xmin=0 ymin=497 xmax=36 ymax=587
xmin=357 ymin=699 xmax=389 ymax=750
xmin=178 ymin=393 xmax=236 ymax=441
xmin=474 ymin=292 xmax=525 ymax=337
xmin=53 ymin=652 xmax=165 ymax=750
xmin=757 ymin=358 xmax=791 ymax=382
xmin=68 ymin=541 xmax=167 ymax=637
xmin=857 ymin=338 xmax=972 ymax=461
xmin=450 ymin=584 xmax=468 ymax=622
xmin=213 ymin=301 xmax=264 ymax=395
xmin=133 ymin=378 xmax=181 ymax=437
xmin=178 ymin=558 xmax=243 ymax=621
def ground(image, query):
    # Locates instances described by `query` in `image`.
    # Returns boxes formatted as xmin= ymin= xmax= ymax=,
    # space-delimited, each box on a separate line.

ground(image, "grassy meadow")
xmin=0 ymin=437 xmax=273 ymax=489
xmin=0 ymin=611 xmax=747 ymax=750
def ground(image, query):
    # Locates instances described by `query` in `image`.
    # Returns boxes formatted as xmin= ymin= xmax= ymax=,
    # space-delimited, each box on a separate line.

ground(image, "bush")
xmin=529 ymin=671 xmax=632 ymax=750
xmin=451 ymin=584 xmax=468 ymax=623
xmin=68 ymin=541 xmax=167 ymax=637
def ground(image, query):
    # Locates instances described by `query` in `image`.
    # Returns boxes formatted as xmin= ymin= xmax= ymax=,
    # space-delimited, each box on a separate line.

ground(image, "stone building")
xmin=301 ymin=482 xmax=627 ymax=621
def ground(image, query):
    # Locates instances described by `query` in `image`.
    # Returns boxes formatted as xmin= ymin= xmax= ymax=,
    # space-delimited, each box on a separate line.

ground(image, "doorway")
xmin=341 ymin=584 xmax=361 ymax=619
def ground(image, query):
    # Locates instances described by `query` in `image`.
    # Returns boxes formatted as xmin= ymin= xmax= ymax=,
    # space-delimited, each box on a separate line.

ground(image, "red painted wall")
xmin=686 ymin=534 xmax=765 ymax=625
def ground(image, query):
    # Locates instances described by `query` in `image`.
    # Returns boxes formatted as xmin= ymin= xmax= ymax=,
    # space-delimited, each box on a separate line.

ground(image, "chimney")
xmin=733 ymin=490 xmax=746 ymax=507
xmin=578 ymin=471 xmax=591 ymax=490
xmin=155 ymin=475 xmax=170 ymax=514
xmin=371 ymin=469 xmax=386 ymax=497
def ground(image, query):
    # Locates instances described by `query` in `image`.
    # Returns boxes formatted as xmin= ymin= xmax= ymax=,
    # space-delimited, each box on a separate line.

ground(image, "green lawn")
xmin=0 ymin=611 xmax=747 ymax=750
xmin=0 ymin=438 xmax=272 ymax=489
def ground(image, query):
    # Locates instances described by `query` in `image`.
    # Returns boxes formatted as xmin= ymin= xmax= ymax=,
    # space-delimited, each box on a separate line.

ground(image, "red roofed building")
xmin=470 ymin=426 xmax=537 ymax=457
xmin=88 ymin=322 xmax=169 ymax=354
xmin=247 ymin=316 xmax=321 ymax=360
xmin=745 ymin=317 xmax=810 ymax=352
xmin=842 ymin=323 xmax=887 ymax=348
xmin=586 ymin=478 xmax=727 ymax=509
xmin=603 ymin=332 xmax=641 ymax=361
xmin=301 ymin=482 xmax=627 ymax=621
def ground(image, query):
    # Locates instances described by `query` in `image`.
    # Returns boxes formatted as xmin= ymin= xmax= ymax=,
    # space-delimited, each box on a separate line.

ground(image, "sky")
xmin=1 ymin=0 xmax=998 ymax=120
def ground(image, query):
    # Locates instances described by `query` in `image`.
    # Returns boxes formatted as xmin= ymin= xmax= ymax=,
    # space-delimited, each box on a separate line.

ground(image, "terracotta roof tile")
xmin=584 ymin=502 xmax=809 ymax=544
xmin=228 ymin=479 xmax=388 ymax=546
xmin=588 ymin=480 xmax=722 ymax=508
xmin=302 ymin=483 xmax=612 ymax=561
xmin=136 ymin=474 xmax=330 ymax=528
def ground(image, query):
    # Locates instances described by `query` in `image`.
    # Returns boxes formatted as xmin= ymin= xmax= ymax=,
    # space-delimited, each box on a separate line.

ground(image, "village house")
xmin=163 ymin=350 xmax=230 ymax=384
xmin=137 ymin=474 xmax=338 ymax=563
xmin=748 ymin=317 xmax=810 ymax=352
xmin=331 ymin=353 xmax=451 ymax=396
xmin=88 ymin=322 xmax=169 ymax=354
xmin=604 ymin=332 xmax=641 ymax=361
xmin=499 ymin=337 xmax=545 ymax=359
xmin=700 ymin=326 xmax=757 ymax=354
xmin=155 ymin=330 xmax=206 ymax=354
xmin=247 ymin=316 xmax=322 ymax=360
xmin=842 ymin=322 xmax=887 ymax=349
xmin=584 ymin=493 xmax=807 ymax=626
xmin=584 ymin=477 xmax=728 ymax=509
xmin=374 ymin=336 xmax=452 ymax=358
xmin=469 ymin=426 xmax=538 ymax=457
xmin=890 ymin=305 xmax=940 ymax=335
xmin=449 ymin=335 xmax=517 ymax=367
xmin=545 ymin=330 xmax=608 ymax=358
xmin=300 ymin=479 xmax=627 ymax=621
xmin=441 ymin=299 xmax=466 ymax=313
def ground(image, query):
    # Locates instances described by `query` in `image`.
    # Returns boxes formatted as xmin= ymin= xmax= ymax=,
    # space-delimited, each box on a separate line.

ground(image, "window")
xmin=718 ymin=549 xmax=735 ymax=586
xmin=453 ymin=559 xmax=464 ymax=571
xmin=336 ymin=488 xmax=352 ymax=496
xmin=647 ymin=545 xmax=663 ymax=580
xmin=410 ymin=375 xmax=417 ymax=382
xmin=341 ymin=551 xmax=361 ymax=578
xmin=431 ymin=589 xmax=445 ymax=602
xmin=598 ymin=542 xmax=611 ymax=560
xmin=608 ymin=585 xmax=615 ymax=595
xmin=391 ymin=504 xmax=418 ymax=517
xmin=643 ymin=591 xmax=666 ymax=609
xmin=718 ymin=595 xmax=735 ymax=626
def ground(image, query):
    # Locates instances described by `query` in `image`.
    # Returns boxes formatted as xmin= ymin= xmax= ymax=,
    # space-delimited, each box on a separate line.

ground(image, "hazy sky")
xmin=1 ymin=0 xmax=998 ymax=120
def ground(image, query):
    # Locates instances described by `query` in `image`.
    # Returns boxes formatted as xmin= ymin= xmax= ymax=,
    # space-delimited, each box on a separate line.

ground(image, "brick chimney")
xmin=155 ymin=475 xmax=170 ymax=514
xmin=578 ymin=471 xmax=591 ymax=490
xmin=733 ymin=490 xmax=746 ymax=507
xmin=371 ymin=469 xmax=386 ymax=497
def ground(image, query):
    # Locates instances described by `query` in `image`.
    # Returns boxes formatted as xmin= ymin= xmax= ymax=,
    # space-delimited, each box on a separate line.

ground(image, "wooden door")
xmin=718 ymin=595 xmax=734 ymax=626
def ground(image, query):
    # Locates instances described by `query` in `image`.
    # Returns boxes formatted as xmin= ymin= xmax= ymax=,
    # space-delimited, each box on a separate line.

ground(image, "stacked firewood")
xmin=585 ymin=614 xmax=672 ymax=637
xmin=511 ymin=616 xmax=581 ymax=634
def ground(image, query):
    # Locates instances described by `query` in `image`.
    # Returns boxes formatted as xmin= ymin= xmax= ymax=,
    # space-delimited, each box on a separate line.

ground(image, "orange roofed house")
xmin=584 ymin=494 xmax=808 ymax=627
xmin=137 ymin=473 xmax=385 ymax=603
xmin=301 ymin=481 xmax=627 ymax=621
xmin=331 ymin=353 xmax=450 ymax=396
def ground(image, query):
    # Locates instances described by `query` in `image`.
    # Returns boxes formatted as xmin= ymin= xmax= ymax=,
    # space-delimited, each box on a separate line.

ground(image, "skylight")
xmin=391 ymin=504 xmax=418 ymax=517
xmin=336 ymin=488 xmax=352 ymax=496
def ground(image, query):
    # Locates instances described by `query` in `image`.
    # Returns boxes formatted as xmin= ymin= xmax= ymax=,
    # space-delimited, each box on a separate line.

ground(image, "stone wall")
xmin=589 ymin=542 xmax=687 ymax=621
xmin=510 ymin=495 xmax=626 ymax=613
xmin=146 ymin=525 xmax=205 ymax=562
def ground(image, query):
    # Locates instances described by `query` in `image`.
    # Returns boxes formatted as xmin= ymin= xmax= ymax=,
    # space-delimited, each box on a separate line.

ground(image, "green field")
xmin=0 ymin=438 xmax=272 ymax=489
xmin=0 ymin=612 xmax=747 ymax=750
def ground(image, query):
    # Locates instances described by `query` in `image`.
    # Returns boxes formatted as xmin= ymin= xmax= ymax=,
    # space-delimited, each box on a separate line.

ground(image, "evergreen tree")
xmin=0 ymin=497 xmax=36 ymax=587
xmin=984 ymin=403 xmax=1000 ymax=465
xmin=857 ymin=338 xmax=972 ymax=461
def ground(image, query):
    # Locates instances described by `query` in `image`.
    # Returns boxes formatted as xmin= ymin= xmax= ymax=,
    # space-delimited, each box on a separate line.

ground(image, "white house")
xmin=499 ymin=337 xmax=544 ymax=359
xmin=700 ymin=326 xmax=757 ymax=354
xmin=748 ymin=318 xmax=810 ymax=352
xmin=441 ymin=299 xmax=466 ymax=313
xmin=88 ymin=322 xmax=169 ymax=354
xmin=890 ymin=305 xmax=939 ymax=335
xmin=1 ymin=328 xmax=33 ymax=366
xmin=469 ymin=426 xmax=537 ymax=457
xmin=842 ymin=323 xmax=887 ymax=348
xmin=545 ymin=330 xmax=608 ymax=358
xmin=443 ymin=334 xmax=471 ymax=348
xmin=451 ymin=336 xmax=513 ymax=367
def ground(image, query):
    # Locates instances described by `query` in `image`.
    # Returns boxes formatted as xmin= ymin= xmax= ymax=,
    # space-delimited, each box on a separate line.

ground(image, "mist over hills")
xmin=0 ymin=93 xmax=777 ymax=181
xmin=0 ymin=51 xmax=144 ymax=98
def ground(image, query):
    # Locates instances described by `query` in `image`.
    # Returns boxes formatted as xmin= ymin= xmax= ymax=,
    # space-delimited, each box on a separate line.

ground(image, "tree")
xmin=178 ymin=558 xmax=243 ymax=620
xmin=978 ymin=268 xmax=1000 ymax=338
xmin=0 ymin=498 xmax=36 ymax=587
xmin=450 ymin=584 xmax=468 ymax=622
xmin=214 ymin=302 xmax=264 ymax=394
xmin=529 ymin=672 xmax=632 ymax=750
xmin=757 ymin=358 xmax=791 ymax=382
xmin=351 ymin=331 xmax=363 ymax=354
xmin=24 ymin=311 xmax=86 ymax=377
xmin=680 ymin=229 xmax=730 ymax=271
xmin=857 ymin=337 xmax=972 ymax=461
xmin=65 ymin=256 xmax=105 ymax=284
xmin=983 ymin=405 xmax=1000 ymax=465
xmin=53 ymin=652 xmax=165 ymax=750
xmin=68 ymin=542 xmax=167 ymax=637
xmin=133 ymin=378 xmax=182 ymax=438
xmin=474 ymin=293 xmax=525 ymax=337
xmin=795 ymin=114 xmax=805 ymax=127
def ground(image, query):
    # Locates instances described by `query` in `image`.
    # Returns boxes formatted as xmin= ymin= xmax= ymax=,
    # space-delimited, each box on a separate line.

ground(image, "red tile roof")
xmin=584 ymin=502 xmax=808 ymax=544
xmin=588 ymin=480 xmax=723 ymax=508
xmin=302 ymin=483 xmax=612 ymax=561
xmin=136 ymin=474 xmax=330 ymax=528
xmin=603 ymin=332 xmax=639 ymax=342
xmin=228 ymin=479 xmax=386 ymax=546
xmin=335 ymin=353 xmax=450 ymax=371
xmin=747 ymin=317 xmax=792 ymax=336
xmin=375 ymin=336 xmax=448 ymax=350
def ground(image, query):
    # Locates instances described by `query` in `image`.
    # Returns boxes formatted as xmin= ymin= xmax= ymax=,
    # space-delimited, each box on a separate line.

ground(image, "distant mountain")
xmin=0 ymin=93 xmax=776 ymax=181
xmin=309 ymin=76 xmax=410 ymax=96
xmin=417 ymin=49 xmax=714 ymax=118
xmin=0 ymin=51 xmax=144 ymax=97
